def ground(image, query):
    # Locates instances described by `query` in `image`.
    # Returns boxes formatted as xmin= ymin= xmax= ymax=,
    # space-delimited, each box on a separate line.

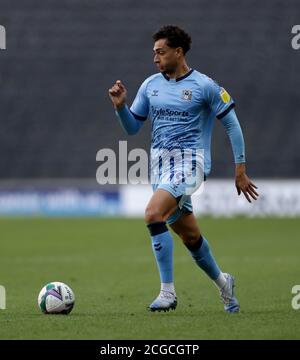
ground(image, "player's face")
xmin=153 ymin=39 xmax=181 ymax=74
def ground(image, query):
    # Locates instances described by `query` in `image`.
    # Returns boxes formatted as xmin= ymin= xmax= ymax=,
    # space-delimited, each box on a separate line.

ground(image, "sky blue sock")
xmin=187 ymin=236 xmax=221 ymax=280
xmin=147 ymin=222 xmax=173 ymax=283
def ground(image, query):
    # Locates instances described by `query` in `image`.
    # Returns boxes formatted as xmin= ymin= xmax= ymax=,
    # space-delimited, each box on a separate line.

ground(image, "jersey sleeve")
xmin=203 ymin=78 xmax=235 ymax=119
xmin=130 ymin=79 xmax=149 ymax=121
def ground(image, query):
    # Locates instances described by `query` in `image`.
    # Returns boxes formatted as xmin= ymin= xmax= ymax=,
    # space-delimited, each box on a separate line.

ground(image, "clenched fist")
xmin=108 ymin=80 xmax=127 ymax=110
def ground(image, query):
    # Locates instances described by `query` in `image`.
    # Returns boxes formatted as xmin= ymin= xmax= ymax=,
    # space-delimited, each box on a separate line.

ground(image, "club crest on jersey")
xmin=181 ymin=89 xmax=192 ymax=101
xmin=151 ymin=90 xmax=159 ymax=96
xmin=220 ymin=88 xmax=231 ymax=103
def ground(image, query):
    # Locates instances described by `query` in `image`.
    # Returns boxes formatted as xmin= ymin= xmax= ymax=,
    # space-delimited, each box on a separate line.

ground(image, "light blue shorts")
xmin=150 ymin=151 xmax=206 ymax=224
xmin=153 ymin=182 xmax=193 ymax=225
xmin=152 ymin=174 xmax=206 ymax=225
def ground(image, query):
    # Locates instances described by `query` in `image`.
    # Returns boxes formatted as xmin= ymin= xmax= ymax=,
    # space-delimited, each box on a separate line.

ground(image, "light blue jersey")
xmin=116 ymin=68 xmax=245 ymax=224
xmin=130 ymin=69 xmax=235 ymax=176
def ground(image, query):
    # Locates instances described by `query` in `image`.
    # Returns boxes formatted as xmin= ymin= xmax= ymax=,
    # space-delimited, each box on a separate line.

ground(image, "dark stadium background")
xmin=0 ymin=0 xmax=300 ymax=341
xmin=0 ymin=0 xmax=299 ymax=180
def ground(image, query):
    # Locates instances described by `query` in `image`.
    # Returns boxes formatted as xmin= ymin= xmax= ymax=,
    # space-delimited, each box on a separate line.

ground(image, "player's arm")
xmin=204 ymin=79 xmax=259 ymax=202
xmin=219 ymin=109 xmax=258 ymax=203
xmin=108 ymin=80 xmax=148 ymax=135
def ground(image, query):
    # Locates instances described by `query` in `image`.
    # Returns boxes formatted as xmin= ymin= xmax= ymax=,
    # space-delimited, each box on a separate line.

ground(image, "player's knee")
xmin=181 ymin=231 xmax=201 ymax=249
xmin=144 ymin=206 xmax=164 ymax=225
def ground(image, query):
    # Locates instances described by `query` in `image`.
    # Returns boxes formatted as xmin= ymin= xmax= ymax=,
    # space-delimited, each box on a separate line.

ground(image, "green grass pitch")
xmin=0 ymin=217 xmax=299 ymax=339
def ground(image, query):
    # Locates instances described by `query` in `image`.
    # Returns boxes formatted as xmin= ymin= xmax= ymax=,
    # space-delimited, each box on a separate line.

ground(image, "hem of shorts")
xmin=156 ymin=184 xmax=179 ymax=199
xmin=166 ymin=207 xmax=193 ymax=225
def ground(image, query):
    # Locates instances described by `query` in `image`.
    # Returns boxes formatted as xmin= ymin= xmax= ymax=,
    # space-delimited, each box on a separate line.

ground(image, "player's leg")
xmin=170 ymin=212 xmax=225 ymax=284
xmin=170 ymin=212 xmax=240 ymax=313
xmin=145 ymin=188 xmax=179 ymax=312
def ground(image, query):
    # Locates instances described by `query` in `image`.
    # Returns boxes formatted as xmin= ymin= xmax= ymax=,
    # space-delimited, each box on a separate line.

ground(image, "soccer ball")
xmin=38 ymin=282 xmax=75 ymax=315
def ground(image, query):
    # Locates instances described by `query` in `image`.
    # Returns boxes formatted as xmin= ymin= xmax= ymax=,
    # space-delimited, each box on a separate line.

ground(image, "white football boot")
xmin=148 ymin=290 xmax=177 ymax=312
xmin=219 ymin=273 xmax=240 ymax=313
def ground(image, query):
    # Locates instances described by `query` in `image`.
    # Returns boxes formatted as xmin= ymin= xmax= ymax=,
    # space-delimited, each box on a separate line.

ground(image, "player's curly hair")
xmin=152 ymin=25 xmax=192 ymax=54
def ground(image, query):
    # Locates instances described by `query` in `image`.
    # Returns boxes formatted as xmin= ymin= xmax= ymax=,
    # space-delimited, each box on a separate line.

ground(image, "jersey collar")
xmin=162 ymin=68 xmax=194 ymax=82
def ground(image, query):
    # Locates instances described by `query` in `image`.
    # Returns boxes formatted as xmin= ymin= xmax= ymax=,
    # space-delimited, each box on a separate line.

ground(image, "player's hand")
xmin=235 ymin=163 xmax=259 ymax=203
xmin=108 ymin=80 xmax=127 ymax=109
xmin=235 ymin=172 xmax=259 ymax=203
